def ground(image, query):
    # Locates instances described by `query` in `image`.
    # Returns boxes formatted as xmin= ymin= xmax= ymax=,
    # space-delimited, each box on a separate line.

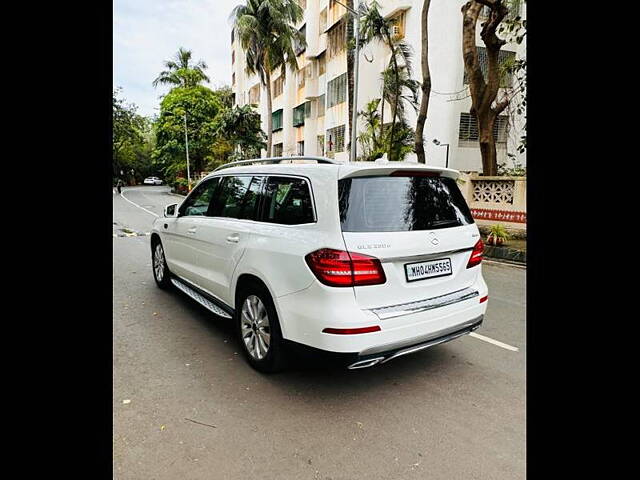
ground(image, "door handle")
xmin=187 ymin=227 xmax=197 ymax=235
xmin=226 ymin=234 xmax=240 ymax=243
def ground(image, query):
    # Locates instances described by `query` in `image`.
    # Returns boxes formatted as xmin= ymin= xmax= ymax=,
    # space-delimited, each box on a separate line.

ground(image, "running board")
xmin=170 ymin=278 xmax=233 ymax=319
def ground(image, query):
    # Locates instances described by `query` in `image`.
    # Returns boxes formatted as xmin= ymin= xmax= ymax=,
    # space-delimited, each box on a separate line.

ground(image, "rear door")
xmin=338 ymin=171 xmax=481 ymax=309
xmin=188 ymin=175 xmax=263 ymax=305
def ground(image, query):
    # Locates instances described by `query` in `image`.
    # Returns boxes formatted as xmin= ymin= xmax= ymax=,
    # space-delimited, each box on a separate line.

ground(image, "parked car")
xmin=150 ymin=158 xmax=487 ymax=373
xmin=144 ymin=177 xmax=163 ymax=185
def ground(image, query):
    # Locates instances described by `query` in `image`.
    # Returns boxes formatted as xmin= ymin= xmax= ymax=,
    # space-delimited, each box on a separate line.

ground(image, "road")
xmin=113 ymin=186 xmax=525 ymax=480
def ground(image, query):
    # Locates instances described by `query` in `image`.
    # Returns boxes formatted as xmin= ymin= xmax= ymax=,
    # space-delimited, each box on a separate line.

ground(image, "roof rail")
xmin=212 ymin=156 xmax=342 ymax=172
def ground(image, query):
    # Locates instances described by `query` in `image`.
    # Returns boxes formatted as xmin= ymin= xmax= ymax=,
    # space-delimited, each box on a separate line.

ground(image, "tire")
xmin=235 ymin=281 xmax=287 ymax=373
xmin=151 ymin=239 xmax=172 ymax=289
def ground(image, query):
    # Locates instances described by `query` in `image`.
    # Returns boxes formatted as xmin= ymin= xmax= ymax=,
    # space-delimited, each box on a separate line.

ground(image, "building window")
xmin=317 ymin=135 xmax=325 ymax=156
xmin=328 ymin=0 xmax=346 ymax=26
xmin=297 ymin=141 xmax=305 ymax=155
xmin=231 ymin=28 xmax=234 ymax=43
xmin=327 ymin=19 xmax=346 ymax=59
xmin=294 ymin=24 xmax=307 ymax=56
xmin=293 ymin=103 xmax=306 ymax=127
xmin=272 ymin=109 xmax=283 ymax=132
xmin=318 ymin=52 xmax=326 ymax=75
xmin=232 ymin=73 xmax=236 ymax=85
xmin=248 ymin=83 xmax=261 ymax=104
xmin=317 ymin=94 xmax=326 ymax=117
xmin=458 ymin=113 xmax=509 ymax=147
xmin=319 ymin=8 xmax=327 ymax=33
xmin=273 ymin=76 xmax=284 ymax=97
xmin=327 ymin=73 xmax=347 ymax=107
xmin=390 ymin=11 xmax=406 ymax=39
xmin=463 ymin=47 xmax=517 ymax=88
xmin=232 ymin=50 xmax=235 ymax=64
xmin=273 ymin=143 xmax=284 ymax=157
xmin=304 ymin=101 xmax=312 ymax=118
xmin=327 ymin=125 xmax=345 ymax=153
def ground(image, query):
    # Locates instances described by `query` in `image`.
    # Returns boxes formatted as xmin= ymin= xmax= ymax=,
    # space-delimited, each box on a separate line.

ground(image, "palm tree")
xmin=152 ymin=47 xmax=210 ymax=89
xmin=360 ymin=1 xmax=419 ymax=161
xmin=230 ymin=0 xmax=305 ymax=157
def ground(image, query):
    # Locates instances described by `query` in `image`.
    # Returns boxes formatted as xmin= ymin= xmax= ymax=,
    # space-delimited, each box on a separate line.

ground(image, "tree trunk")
xmin=265 ymin=70 xmax=272 ymax=157
xmin=415 ymin=0 xmax=432 ymax=164
xmin=346 ymin=1 xmax=355 ymax=158
xmin=385 ymin=32 xmax=400 ymax=161
xmin=478 ymin=110 xmax=497 ymax=175
xmin=461 ymin=0 xmax=509 ymax=176
xmin=380 ymin=84 xmax=385 ymax=144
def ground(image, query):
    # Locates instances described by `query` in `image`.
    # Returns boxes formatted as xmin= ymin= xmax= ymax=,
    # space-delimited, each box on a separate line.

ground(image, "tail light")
xmin=466 ymin=239 xmax=484 ymax=268
xmin=305 ymin=248 xmax=387 ymax=287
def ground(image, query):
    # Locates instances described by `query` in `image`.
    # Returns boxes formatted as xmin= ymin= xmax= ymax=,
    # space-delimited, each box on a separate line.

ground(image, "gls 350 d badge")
xmin=357 ymin=243 xmax=391 ymax=250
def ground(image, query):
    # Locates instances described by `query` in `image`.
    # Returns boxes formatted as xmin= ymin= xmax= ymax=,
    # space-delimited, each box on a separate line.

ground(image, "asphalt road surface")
xmin=113 ymin=186 xmax=526 ymax=480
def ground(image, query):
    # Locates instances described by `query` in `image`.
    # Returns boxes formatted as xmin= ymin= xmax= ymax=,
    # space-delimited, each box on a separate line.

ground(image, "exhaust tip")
xmin=347 ymin=357 xmax=385 ymax=370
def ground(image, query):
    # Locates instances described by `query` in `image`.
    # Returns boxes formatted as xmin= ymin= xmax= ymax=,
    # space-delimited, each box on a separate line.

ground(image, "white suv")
xmin=151 ymin=158 xmax=488 ymax=373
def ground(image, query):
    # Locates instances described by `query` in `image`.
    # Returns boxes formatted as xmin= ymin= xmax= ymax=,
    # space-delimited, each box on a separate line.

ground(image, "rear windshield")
xmin=338 ymin=175 xmax=474 ymax=232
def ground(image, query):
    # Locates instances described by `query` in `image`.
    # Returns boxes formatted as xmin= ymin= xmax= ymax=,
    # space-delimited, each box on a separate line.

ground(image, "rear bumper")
xmin=274 ymin=274 xmax=488 ymax=356
xmin=346 ymin=315 xmax=483 ymax=369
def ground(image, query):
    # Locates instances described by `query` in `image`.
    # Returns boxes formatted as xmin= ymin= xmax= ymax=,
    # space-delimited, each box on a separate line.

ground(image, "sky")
xmin=114 ymin=0 xmax=239 ymax=117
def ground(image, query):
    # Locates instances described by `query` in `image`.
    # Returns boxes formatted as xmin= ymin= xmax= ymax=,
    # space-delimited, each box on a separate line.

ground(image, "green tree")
xmin=152 ymin=47 xmax=210 ymax=89
xmin=358 ymin=98 xmax=415 ymax=163
xmin=152 ymin=86 xmax=222 ymax=184
xmin=360 ymin=1 xmax=419 ymax=161
xmin=113 ymin=89 xmax=154 ymax=183
xmin=231 ymin=0 xmax=305 ymax=156
xmin=461 ymin=0 xmax=524 ymax=175
xmin=213 ymin=104 xmax=267 ymax=162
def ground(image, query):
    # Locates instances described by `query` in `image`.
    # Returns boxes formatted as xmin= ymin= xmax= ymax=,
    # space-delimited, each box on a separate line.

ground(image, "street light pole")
xmin=433 ymin=139 xmax=450 ymax=169
xmin=183 ymin=112 xmax=191 ymax=191
xmin=334 ymin=0 xmax=361 ymax=164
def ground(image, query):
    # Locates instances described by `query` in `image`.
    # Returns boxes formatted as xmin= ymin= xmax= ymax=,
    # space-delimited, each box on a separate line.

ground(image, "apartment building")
xmin=230 ymin=0 xmax=526 ymax=172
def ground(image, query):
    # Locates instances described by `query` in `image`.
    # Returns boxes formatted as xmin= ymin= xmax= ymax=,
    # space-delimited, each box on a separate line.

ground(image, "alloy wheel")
xmin=153 ymin=243 xmax=165 ymax=282
xmin=240 ymin=295 xmax=271 ymax=360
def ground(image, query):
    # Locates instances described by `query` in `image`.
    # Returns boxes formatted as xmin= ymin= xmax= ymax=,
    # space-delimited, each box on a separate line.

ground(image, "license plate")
xmin=405 ymin=258 xmax=452 ymax=282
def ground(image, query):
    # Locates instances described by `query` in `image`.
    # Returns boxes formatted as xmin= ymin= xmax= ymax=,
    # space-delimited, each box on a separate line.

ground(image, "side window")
xmin=262 ymin=177 xmax=315 ymax=225
xmin=179 ymin=178 xmax=219 ymax=216
xmin=211 ymin=176 xmax=263 ymax=219
xmin=238 ymin=176 xmax=264 ymax=220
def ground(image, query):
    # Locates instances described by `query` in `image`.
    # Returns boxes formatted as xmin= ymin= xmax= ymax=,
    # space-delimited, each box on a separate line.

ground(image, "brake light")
xmin=479 ymin=295 xmax=488 ymax=303
xmin=467 ymin=239 xmax=484 ymax=268
xmin=305 ymin=248 xmax=387 ymax=287
xmin=390 ymin=170 xmax=440 ymax=177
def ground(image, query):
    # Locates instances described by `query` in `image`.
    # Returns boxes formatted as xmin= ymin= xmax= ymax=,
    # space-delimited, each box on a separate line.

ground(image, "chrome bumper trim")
xmin=367 ymin=287 xmax=479 ymax=321
xmin=347 ymin=316 xmax=483 ymax=369
xmin=358 ymin=315 xmax=483 ymax=356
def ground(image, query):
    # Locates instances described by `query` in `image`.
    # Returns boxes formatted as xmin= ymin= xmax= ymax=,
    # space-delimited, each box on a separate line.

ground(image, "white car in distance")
xmin=144 ymin=177 xmax=163 ymax=185
xmin=150 ymin=157 xmax=488 ymax=373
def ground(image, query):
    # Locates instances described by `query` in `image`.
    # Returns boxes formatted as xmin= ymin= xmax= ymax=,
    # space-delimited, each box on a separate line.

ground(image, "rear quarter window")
xmin=262 ymin=176 xmax=315 ymax=225
xmin=338 ymin=175 xmax=473 ymax=232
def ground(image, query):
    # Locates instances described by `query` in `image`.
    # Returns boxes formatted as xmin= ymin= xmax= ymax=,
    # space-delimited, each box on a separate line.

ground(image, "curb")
xmin=483 ymin=245 xmax=526 ymax=266
xmin=169 ymin=192 xmax=186 ymax=198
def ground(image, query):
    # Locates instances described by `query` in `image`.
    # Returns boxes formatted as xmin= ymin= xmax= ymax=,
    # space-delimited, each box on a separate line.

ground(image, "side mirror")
xmin=164 ymin=203 xmax=179 ymax=218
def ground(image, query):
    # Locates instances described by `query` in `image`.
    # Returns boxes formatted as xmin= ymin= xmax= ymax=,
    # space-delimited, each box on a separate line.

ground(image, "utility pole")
xmin=334 ymin=0 xmax=361 ymax=164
